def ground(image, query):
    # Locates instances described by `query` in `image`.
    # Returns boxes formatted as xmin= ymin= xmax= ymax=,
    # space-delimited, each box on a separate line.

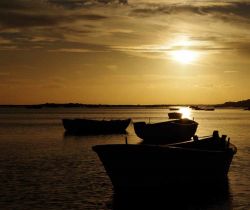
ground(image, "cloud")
xmin=0 ymin=0 xmax=113 ymax=51
xmin=0 ymin=72 xmax=10 ymax=77
xmin=0 ymin=11 xmax=107 ymax=29
xmin=39 ymin=76 xmax=67 ymax=89
xmin=224 ymin=70 xmax=238 ymax=73
xmin=199 ymin=2 xmax=250 ymax=20
xmin=48 ymin=0 xmax=127 ymax=9
xmin=130 ymin=2 xmax=250 ymax=20
xmin=110 ymin=42 xmax=238 ymax=60
xmin=50 ymin=48 xmax=106 ymax=52
xmin=1 ymin=0 xmax=250 ymax=59
xmin=106 ymin=65 xmax=118 ymax=71
xmin=0 ymin=37 xmax=12 ymax=44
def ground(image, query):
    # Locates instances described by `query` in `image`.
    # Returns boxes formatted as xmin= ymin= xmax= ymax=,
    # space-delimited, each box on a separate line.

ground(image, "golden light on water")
xmin=179 ymin=107 xmax=192 ymax=119
xmin=171 ymin=50 xmax=198 ymax=64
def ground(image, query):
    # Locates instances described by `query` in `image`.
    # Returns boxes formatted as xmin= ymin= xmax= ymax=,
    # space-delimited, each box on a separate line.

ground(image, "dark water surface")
xmin=0 ymin=107 xmax=249 ymax=209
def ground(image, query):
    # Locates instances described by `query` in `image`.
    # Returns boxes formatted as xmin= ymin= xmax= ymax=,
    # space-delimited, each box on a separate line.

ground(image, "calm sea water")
xmin=0 ymin=107 xmax=249 ymax=210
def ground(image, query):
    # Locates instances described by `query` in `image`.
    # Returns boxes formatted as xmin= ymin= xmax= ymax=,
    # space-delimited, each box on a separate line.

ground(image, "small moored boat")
xmin=169 ymin=107 xmax=179 ymax=111
xmin=133 ymin=118 xmax=198 ymax=144
xmin=168 ymin=112 xmax=182 ymax=119
xmin=62 ymin=118 xmax=131 ymax=135
xmin=93 ymin=131 xmax=237 ymax=191
xmin=204 ymin=108 xmax=215 ymax=111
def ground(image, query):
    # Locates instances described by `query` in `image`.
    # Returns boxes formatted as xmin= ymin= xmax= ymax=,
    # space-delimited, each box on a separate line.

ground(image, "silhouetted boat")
xmin=93 ymin=131 xmax=237 ymax=191
xmin=169 ymin=107 xmax=179 ymax=111
xmin=133 ymin=118 xmax=198 ymax=144
xmin=62 ymin=118 xmax=131 ymax=134
xmin=204 ymin=108 xmax=215 ymax=111
xmin=168 ymin=112 xmax=182 ymax=119
xmin=189 ymin=105 xmax=202 ymax=110
xmin=190 ymin=106 xmax=215 ymax=111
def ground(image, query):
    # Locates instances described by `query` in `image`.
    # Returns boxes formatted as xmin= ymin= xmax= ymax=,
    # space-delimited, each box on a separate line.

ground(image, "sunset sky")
xmin=0 ymin=0 xmax=250 ymax=104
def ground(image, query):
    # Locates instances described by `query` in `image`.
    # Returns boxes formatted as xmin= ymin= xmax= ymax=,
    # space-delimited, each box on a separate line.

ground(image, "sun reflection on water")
xmin=179 ymin=107 xmax=192 ymax=119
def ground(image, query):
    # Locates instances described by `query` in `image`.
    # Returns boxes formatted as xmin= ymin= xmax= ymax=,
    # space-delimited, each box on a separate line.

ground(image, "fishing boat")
xmin=190 ymin=106 xmax=215 ymax=111
xmin=169 ymin=107 xmax=179 ymax=111
xmin=204 ymin=108 xmax=215 ymax=111
xmin=93 ymin=131 xmax=237 ymax=191
xmin=62 ymin=118 xmax=131 ymax=135
xmin=133 ymin=118 xmax=198 ymax=144
xmin=168 ymin=112 xmax=182 ymax=119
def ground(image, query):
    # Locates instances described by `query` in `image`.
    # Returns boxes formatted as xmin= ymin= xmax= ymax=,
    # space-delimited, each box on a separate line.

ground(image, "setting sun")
xmin=171 ymin=50 xmax=198 ymax=64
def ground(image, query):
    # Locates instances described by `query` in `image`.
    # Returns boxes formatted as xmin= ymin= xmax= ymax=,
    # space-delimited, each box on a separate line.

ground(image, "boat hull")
xmin=93 ymin=139 xmax=236 ymax=191
xmin=134 ymin=119 xmax=198 ymax=144
xmin=168 ymin=112 xmax=182 ymax=119
xmin=62 ymin=118 xmax=131 ymax=135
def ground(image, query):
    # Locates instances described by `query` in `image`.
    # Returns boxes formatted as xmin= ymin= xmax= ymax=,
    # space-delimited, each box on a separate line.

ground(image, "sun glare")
xmin=171 ymin=50 xmax=198 ymax=64
xmin=179 ymin=107 xmax=192 ymax=119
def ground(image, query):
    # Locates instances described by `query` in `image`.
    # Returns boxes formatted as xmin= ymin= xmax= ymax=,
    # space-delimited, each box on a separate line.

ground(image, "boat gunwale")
xmin=92 ymin=141 xmax=237 ymax=154
xmin=62 ymin=118 xmax=131 ymax=122
xmin=133 ymin=119 xmax=198 ymax=126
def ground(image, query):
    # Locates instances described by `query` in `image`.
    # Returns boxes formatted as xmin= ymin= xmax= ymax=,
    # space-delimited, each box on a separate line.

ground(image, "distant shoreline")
xmin=0 ymin=99 xmax=249 ymax=108
xmin=0 ymin=103 xmax=210 ymax=108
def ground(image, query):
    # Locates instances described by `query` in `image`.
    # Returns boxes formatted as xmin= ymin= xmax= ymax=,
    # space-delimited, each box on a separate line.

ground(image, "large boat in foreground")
xmin=62 ymin=118 xmax=131 ymax=135
xmin=133 ymin=118 xmax=198 ymax=144
xmin=93 ymin=131 xmax=237 ymax=191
